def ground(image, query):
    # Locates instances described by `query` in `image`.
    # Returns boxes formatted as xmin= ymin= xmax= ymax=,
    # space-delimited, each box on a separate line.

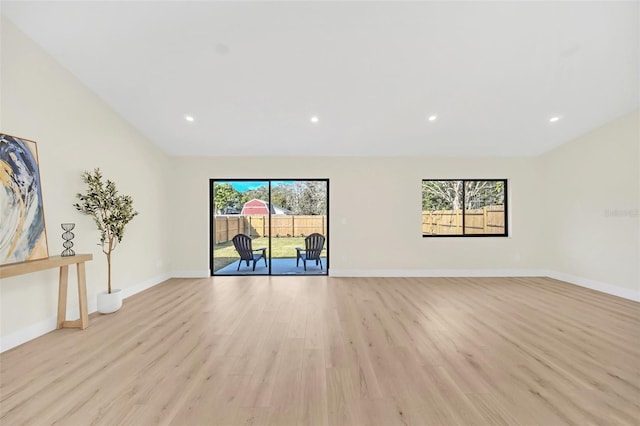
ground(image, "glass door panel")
xmin=212 ymin=180 xmax=270 ymax=275
xmin=269 ymin=180 xmax=328 ymax=275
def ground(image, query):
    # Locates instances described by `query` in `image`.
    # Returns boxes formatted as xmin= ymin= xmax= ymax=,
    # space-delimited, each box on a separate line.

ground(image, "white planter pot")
xmin=97 ymin=289 xmax=123 ymax=314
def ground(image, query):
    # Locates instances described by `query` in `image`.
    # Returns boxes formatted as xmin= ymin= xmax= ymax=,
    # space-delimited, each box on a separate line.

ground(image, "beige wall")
xmin=1 ymin=19 xmax=171 ymax=346
xmin=541 ymin=111 xmax=639 ymax=297
xmin=169 ymin=156 xmax=544 ymax=275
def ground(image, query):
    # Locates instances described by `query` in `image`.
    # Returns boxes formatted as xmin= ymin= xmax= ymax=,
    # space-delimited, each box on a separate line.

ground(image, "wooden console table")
xmin=0 ymin=254 xmax=93 ymax=329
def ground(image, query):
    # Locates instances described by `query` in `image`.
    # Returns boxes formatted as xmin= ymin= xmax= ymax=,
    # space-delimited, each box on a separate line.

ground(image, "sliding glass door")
xmin=210 ymin=179 xmax=328 ymax=276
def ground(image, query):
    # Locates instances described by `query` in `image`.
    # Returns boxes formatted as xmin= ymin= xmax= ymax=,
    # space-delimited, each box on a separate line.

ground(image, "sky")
xmin=229 ymin=181 xmax=293 ymax=192
xmin=230 ymin=181 xmax=265 ymax=192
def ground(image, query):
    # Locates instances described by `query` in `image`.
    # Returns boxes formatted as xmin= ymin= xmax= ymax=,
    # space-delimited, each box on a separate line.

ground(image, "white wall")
xmin=169 ymin=156 xmax=544 ymax=276
xmin=541 ymin=111 xmax=639 ymax=299
xmin=0 ymin=18 xmax=171 ymax=350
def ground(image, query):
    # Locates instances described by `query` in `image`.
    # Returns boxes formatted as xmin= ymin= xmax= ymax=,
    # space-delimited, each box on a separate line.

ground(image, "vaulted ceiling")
xmin=3 ymin=1 xmax=638 ymax=157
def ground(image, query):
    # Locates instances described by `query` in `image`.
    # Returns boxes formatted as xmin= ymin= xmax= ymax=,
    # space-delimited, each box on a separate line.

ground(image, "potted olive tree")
xmin=74 ymin=168 xmax=138 ymax=314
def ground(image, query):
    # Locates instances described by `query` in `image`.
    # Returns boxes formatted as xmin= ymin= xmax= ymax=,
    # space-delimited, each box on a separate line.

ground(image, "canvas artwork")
xmin=0 ymin=133 xmax=49 ymax=265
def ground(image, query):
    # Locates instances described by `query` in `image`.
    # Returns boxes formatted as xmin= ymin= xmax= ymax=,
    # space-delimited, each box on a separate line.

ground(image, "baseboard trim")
xmin=329 ymin=268 xmax=639 ymax=302
xmin=0 ymin=317 xmax=59 ymax=354
xmin=0 ymin=272 xmax=172 ymax=353
xmin=329 ymin=269 xmax=544 ymax=278
xmin=171 ymin=270 xmax=210 ymax=278
xmin=544 ymin=270 xmax=639 ymax=302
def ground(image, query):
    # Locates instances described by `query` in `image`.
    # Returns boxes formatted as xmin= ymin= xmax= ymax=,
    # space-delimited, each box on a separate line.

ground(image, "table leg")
xmin=57 ymin=265 xmax=69 ymax=329
xmin=77 ymin=262 xmax=89 ymax=329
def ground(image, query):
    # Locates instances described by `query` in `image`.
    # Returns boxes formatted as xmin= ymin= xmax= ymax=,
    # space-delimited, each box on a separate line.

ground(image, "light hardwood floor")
xmin=1 ymin=276 xmax=639 ymax=425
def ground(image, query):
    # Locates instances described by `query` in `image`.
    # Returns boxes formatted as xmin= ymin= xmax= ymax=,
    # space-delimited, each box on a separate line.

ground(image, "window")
xmin=422 ymin=179 xmax=508 ymax=237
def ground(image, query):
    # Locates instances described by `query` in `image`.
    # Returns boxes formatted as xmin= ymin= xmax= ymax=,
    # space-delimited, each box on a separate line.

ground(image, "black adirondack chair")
xmin=232 ymin=234 xmax=267 ymax=271
xmin=296 ymin=233 xmax=325 ymax=271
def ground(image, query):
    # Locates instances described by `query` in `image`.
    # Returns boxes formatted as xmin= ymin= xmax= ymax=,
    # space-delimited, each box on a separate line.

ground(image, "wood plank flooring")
xmin=1 ymin=276 xmax=639 ymax=425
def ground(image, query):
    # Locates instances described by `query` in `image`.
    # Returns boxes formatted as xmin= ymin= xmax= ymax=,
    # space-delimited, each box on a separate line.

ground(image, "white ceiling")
xmin=2 ymin=1 xmax=638 ymax=157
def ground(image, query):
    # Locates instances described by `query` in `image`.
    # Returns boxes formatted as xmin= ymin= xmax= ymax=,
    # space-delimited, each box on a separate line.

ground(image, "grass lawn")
xmin=213 ymin=237 xmax=309 ymax=271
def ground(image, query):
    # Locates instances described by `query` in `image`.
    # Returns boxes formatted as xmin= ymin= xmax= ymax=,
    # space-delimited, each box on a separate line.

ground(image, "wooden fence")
xmin=214 ymin=215 xmax=327 ymax=244
xmin=422 ymin=206 xmax=505 ymax=235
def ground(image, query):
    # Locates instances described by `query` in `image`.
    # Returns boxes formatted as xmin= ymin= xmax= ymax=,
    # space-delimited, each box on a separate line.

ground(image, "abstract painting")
xmin=0 ymin=134 xmax=49 ymax=265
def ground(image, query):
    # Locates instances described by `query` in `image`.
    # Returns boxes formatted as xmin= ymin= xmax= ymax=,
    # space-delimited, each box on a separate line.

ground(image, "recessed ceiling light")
xmin=310 ymin=115 xmax=319 ymax=123
xmin=549 ymin=116 xmax=561 ymax=123
xmin=428 ymin=114 xmax=438 ymax=122
xmin=185 ymin=115 xmax=195 ymax=122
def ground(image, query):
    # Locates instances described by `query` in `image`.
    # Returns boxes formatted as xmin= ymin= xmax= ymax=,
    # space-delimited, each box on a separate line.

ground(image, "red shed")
xmin=241 ymin=199 xmax=290 ymax=215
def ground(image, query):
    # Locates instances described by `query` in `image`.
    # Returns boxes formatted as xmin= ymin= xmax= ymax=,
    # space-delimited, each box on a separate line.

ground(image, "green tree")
xmin=243 ymin=185 xmax=269 ymax=204
xmin=422 ymin=181 xmax=462 ymax=211
xmin=290 ymin=181 xmax=327 ymax=215
xmin=422 ymin=180 xmax=504 ymax=211
xmin=213 ymin=183 xmax=242 ymax=214
xmin=271 ymin=184 xmax=293 ymax=210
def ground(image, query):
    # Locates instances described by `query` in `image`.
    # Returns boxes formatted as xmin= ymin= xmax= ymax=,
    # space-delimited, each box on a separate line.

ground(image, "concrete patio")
xmin=214 ymin=256 xmax=327 ymax=275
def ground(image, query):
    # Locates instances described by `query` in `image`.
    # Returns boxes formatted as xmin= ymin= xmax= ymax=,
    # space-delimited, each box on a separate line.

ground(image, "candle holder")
xmin=61 ymin=223 xmax=75 ymax=257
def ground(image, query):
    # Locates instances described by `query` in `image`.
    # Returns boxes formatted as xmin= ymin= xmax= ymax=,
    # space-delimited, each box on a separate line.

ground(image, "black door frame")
xmin=210 ymin=178 xmax=329 ymax=276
